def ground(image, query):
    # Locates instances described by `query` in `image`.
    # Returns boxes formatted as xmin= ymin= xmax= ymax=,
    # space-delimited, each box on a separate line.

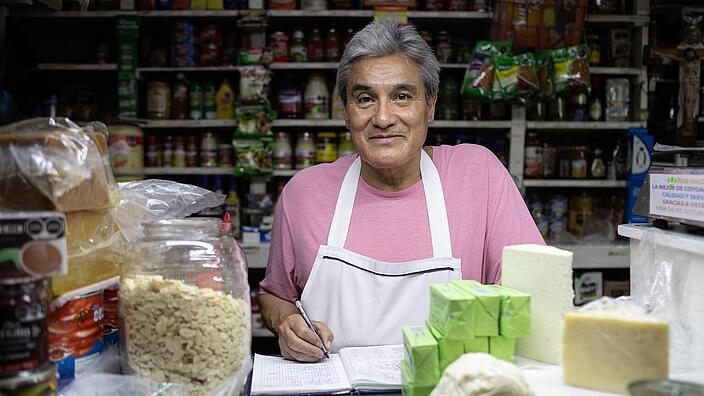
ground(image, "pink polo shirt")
xmin=260 ymin=144 xmax=544 ymax=302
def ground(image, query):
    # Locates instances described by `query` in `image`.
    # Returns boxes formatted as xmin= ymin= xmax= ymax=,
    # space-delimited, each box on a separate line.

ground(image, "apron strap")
xmin=327 ymin=151 xmax=454 ymax=258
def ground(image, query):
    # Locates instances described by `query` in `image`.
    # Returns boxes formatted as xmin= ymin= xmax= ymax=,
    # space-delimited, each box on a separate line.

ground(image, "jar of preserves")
xmin=147 ymin=81 xmax=171 ymax=119
xmin=270 ymin=31 xmax=290 ymax=62
xmin=201 ymin=132 xmax=218 ymax=167
xmin=121 ymin=218 xmax=251 ymax=395
xmin=316 ymin=132 xmax=338 ymax=163
xmin=308 ymin=28 xmax=324 ymax=62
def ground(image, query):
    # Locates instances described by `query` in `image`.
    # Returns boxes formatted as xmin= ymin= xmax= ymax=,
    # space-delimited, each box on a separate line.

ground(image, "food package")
xmin=495 ymin=53 xmax=539 ymax=102
xmin=49 ymin=277 xmax=119 ymax=387
xmin=464 ymin=337 xmax=489 ymax=354
xmin=233 ymin=137 xmax=273 ymax=176
xmin=428 ymin=283 xmax=476 ymax=340
xmin=462 ymin=41 xmax=512 ymax=103
xmin=550 ymin=45 xmax=590 ymax=95
xmin=0 ymin=117 xmax=119 ymax=213
xmin=402 ymin=325 xmax=440 ymax=387
xmin=563 ymin=297 xmax=669 ymax=394
xmin=489 ymin=336 xmax=516 ymax=361
xmin=451 ymin=280 xmax=501 ymax=337
xmin=427 ymin=322 xmax=464 ymax=373
xmin=401 ymin=360 xmax=434 ymax=396
xmin=237 ymin=65 xmax=271 ymax=105
xmin=485 ymin=285 xmax=531 ymax=338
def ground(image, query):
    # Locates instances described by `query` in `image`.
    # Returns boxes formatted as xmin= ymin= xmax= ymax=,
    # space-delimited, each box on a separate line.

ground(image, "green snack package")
xmin=489 ymin=336 xmax=516 ymax=361
xmin=401 ymin=360 xmax=436 ymax=396
xmin=485 ymin=284 xmax=531 ymax=338
xmin=428 ymin=283 xmax=476 ymax=340
xmin=551 ymin=44 xmax=590 ymax=94
xmin=464 ymin=336 xmax=489 ymax=353
xmin=536 ymin=51 xmax=554 ymax=98
xmin=462 ymin=40 xmax=513 ymax=102
xmin=402 ymin=325 xmax=440 ymax=386
xmin=451 ymin=280 xmax=500 ymax=337
xmin=427 ymin=322 xmax=464 ymax=373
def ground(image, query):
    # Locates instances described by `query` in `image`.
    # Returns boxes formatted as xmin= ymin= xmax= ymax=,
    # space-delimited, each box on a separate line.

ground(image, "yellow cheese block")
xmin=563 ymin=311 xmax=669 ymax=393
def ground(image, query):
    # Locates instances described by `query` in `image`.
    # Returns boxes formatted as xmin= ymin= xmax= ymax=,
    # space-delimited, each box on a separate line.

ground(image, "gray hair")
xmin=336 ymin=20 xmax=440 ymax=106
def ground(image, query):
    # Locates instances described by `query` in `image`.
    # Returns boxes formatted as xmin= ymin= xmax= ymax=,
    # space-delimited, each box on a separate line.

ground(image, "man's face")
xmin=344 ymin=53 xmax=436 ymax=170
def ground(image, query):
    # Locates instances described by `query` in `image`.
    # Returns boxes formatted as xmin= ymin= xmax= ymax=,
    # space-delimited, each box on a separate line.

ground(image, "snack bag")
xmin=551 ymin=44 xmax=590 ymax=94
xmin=462 ymin=41 xmax=512 ymax=102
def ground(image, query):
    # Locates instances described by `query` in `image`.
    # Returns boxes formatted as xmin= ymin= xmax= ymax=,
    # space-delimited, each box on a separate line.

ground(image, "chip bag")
xmin=551 ymin=44 xmax=590 ymax=94
xmin=462 ymin=41 xmax=512 ymax=102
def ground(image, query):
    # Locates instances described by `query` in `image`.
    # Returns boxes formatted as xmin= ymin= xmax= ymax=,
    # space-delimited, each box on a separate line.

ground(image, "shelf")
xmin=589 ymin=66 xmax=642 ymax=75
xmin=523 ymin=179 xmax=627 ymax=188
xmin=140 ymin=119 xmax=238 ymax=128
xmin=144 ymin=167 xmax=233 ymax=175
xmin=553 ymin=243 xmax=629 ymax=269
xmin=272 ymin=119 xmax=345 ymax=128
xmin=269 ymin=62 xmax=467 ymax=70
xmin=273 ymin=169 xmax=299 ymax=177
xmin=251 ymin=327 xmax=275 ymax=338
xmin=267 ymin=10 xmax=491 ymax=19
xmin=586 ymin=14 xmax=649 ymax=25
xmin=271 ymin=119 xmax=511 ymax=129
xmin=136 ymin=66 xmax=240 ymax=76
xmin=36 ymin=63 xmax=117 ymax=71
xmin=526 ymin=121 xmax=646 ymax=130
xmin=12 ymin=9 xmax=240 ymax=18
xmin=241 ymin=243 xmax=269 ymax=269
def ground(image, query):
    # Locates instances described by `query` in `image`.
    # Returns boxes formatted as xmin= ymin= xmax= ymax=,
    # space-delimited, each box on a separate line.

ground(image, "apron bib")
xmin=300 ymin=150 xmax=462 ymax=349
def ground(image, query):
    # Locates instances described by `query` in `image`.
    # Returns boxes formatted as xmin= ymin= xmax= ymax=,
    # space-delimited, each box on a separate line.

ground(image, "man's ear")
xmin=426 ymin=95 xmax=438 ymax=124
xmin=344 ymin=105 xmax=350 ymax=130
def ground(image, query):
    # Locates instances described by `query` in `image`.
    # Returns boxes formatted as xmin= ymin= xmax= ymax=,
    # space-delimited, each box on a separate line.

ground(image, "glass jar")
xmin=120 ymin=218 xmax=250 ymax=395
xmin=524 ymin=132 xmax=543 ymax=178
xmin=308 ymin=28 xmax=324 ymax=62
xmin=273 ymin=132 xmax=293 ymax=169
xmin=316 ymin=132 xmax=338 ymax=163
xmin=147 ymin=81 xmax=171 ymax=119
xmin=338 ymin=132 xmax=355 ymax=157
xmin=304 ymin=73 xmax=330 ymax=119
xmin=290 ymin=30 xmax=307 ymax=63
xmin=295 ymin=132 xmax=316 ymax=169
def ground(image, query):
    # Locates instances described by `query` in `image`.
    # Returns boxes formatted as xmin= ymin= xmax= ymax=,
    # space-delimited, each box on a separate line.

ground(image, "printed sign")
xmin=650 ymin=173 xmax=704 ymax=223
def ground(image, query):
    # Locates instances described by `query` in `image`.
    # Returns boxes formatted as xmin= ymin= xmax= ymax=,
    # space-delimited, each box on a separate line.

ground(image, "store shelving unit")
xmin=525 ymin=121 xmax=646 ymax=130
xmin=522 ymin=179 xmax=628 ymax=188
xmin=139 ymin=119 xmax=238 ymax=128
xmin=144 ymin=167 xmax=234 ymax=175
xmin=36 ymin=63 xmax=118 ymax=71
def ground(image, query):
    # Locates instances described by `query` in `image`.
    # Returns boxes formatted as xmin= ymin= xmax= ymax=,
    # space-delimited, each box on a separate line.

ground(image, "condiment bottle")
xmin=147 ymin=81 xmax=171 ymax=119
xmin=201 ymin=132 xmax=218 ymax=167
xmin=331 ymin=83 xmax=345 ymax=120
xmin=172 ymin=73 xmax=189 ymax=119
xmin=324 ymin=28 xmax=340 ymax=62
xmin=590 ymin=148 xmax=606 ymax=179
xmin=162 ymin=135 xmax=174 ymax=167
xmin=203 ymin=81 xmax=216 ymax=119
xmin=295 ymin=132 xmax=316 ymax=169
xmin=173 ymin=135 xmax=186 ymax=167
xmin=523 ymin=132 xmax=543 ymax=178
xmin=273 ymin=132 xmax=293 ymax=169
xmin=290 ymin=30 xmax=307 ymax=63
xmin=189 ymin=81 xmax=203 ymax=120
xmin=308 ymin=28 xmax=324 ymax=62
xmin=215 ymin=79 xmax=235 ymax=119
xmin=304 ymin=73 xmax=329 ymax=119
xmin=338 ymin=132 xmax=355 ymax=157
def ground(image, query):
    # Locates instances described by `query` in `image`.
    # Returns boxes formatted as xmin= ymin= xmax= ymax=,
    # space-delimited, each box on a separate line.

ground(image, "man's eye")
xmin=396 ymin=93 xmax=411 ymax=101
xmin=358 ymin=96 xmax=374 ymax=104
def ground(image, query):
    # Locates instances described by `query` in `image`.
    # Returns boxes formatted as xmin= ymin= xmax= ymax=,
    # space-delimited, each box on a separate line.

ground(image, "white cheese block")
xmin=563 ymin=310 xmax=669 ymax=393
xmin=501 ymin=244 xmax=573 ymax=365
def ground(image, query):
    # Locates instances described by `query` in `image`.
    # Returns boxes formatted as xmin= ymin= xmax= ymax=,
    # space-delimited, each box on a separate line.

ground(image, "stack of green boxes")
xmin=401 ymin=281 xmax=531 ymax=396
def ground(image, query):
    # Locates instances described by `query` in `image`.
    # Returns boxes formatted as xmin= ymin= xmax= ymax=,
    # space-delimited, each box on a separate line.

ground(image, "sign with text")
xmin=650 ymin=173 xmax=704 ymax=223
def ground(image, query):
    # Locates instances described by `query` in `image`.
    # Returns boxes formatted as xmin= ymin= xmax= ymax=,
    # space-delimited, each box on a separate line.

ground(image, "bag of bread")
xmin=0 ymin=117 xmax=119 ymax=213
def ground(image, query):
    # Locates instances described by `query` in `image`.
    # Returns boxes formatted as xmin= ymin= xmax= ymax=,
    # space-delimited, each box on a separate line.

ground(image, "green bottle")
xmin=189 ymin=81 xmax=203 ymax=120
xmin=203 ymin=81 xmax=216 ymax=120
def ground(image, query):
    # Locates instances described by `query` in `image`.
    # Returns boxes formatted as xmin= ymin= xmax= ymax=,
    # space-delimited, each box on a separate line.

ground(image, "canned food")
xmin=0 ymin=277 xmax=49 ymax=375
xmin=0 ymin=363 xmax=56 ymax=396
xmin=218 ymin=144 xmax=234 ymax=166
xmin=102 ymin=287 xmax=119 ymax=345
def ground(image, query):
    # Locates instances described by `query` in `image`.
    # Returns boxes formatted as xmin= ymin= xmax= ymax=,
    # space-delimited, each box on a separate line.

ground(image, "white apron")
xmin=300 ymin=150 xmax=462 ymax=350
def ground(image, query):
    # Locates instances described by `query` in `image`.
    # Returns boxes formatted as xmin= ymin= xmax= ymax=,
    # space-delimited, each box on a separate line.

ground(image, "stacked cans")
xmin=172 ymin=20 xmax=196 ymax=68
xmin=0 ymin=212 xmax=66 ymax=395
xmin=199 ymin=24 xmax=223 ymax=66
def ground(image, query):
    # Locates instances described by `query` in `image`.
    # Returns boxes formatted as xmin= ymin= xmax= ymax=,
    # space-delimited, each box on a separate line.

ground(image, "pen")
xmin=295 ymin=300 xmax=330 ymax=359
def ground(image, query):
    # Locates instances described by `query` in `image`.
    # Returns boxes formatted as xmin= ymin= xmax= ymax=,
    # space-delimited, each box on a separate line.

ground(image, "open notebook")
xmin=251 ymin=344 xmax=404 ymax=395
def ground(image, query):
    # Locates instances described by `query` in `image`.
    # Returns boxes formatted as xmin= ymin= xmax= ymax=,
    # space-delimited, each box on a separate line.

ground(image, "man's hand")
xmin=277 ymin=314 xmax=334 ymax=362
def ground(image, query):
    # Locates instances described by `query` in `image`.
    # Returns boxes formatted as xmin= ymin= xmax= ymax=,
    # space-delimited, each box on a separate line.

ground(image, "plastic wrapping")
xmin=59 ymin=373 xmax=188 ymax=396
xmin=629 ymin=228 xmax=704 ymax=372
xmin=0 ymin=117 xmax=119 ymax=213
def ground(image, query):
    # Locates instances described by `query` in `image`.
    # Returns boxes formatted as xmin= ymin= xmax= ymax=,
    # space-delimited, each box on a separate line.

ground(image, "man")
xmin=259 ymin=20 xmax=544 ymax=362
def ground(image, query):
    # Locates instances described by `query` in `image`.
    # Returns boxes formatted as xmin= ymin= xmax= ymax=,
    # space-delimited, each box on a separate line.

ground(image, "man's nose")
xmin=372 ymin=99 xmax=397 ymax=129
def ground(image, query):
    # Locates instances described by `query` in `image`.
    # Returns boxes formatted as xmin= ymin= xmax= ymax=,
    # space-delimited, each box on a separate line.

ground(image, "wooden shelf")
xmin=523 ymin=179 xmax=627 ymax=188
xmin=144 ymin=167 xmax=233 ymax=175
xmin=36 ymin=63 xmax=117 ymax=71
xmin=526 ymin=121 xmax=646 ymax=130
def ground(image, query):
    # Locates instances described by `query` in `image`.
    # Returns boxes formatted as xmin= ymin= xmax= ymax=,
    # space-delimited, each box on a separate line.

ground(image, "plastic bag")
xmin=238 ymin=65 xmax=271 ymax=105
xmin=59 ymin=373 xmax=188 ymax=396
xmin=233 ymin=138 xmax=273 ymax=176
xmin=462 ymin=41 xmax=512 ymax=102
xmin=495 ymin=53 xmax=539 ymax=102
xmin=550 ymin=45 xmax=590 ymax=94
xmin=0 ymin=117 xmax=119 ymax=213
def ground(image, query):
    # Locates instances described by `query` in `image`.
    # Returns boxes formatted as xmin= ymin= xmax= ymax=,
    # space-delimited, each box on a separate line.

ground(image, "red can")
xmin=270 ymin=31 xmax=290 ymax=63
xmin=48 ymin=289 xmax=104 ymax=363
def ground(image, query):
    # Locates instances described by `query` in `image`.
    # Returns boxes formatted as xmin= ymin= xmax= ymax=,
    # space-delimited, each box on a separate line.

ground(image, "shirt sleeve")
xmin=483 ymin=151 xmax=545 ymax=284
xmin=259 ymin=189 xmax=300 ymax=302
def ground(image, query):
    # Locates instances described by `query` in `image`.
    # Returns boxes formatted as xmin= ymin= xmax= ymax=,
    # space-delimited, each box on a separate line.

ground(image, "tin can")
xmin=0 ymin=277 xmax=49 ymax=375
xmin=270 ymin=31 xmax=290 ymax=62
xmin=102 ymin=288 xmax=119 ymax=345
xmin=0 ymin=363 xmax=56 ymax=396
xmin=49 ymin=288 xmax=104 ymax=383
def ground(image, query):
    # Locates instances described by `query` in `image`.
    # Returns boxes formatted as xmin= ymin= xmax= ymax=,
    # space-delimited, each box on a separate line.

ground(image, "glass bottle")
xmin=201 ymin=132 xmax=218 ymax=167
xmin=524 ymin=132 xmax=543 ymax=178
xmin=172 ymin=73 xmax=189 ymax=119
xmin=295 ymin=132 xmax=316 ymax=169
xmin=290 ymin=30 xmax=307 ymax=63
xmin=324 ymin=28 xmax=341 ymax=62
xmin=162 ymin=135 xmax=174 ymax=167
xmin=173 ymin=135 xmax=186 ymax=167
xmin=591 ymin=148 xmax=606 ymax=179
xmin=273 ymin=132 xmax=293 ymax=169
xmin=338 ymin=132 xmax=355 ymax=157
xmin=304 ymin=73 xmax=330 ymax=119
xmin=308 ymin=28 xmax=324 ymax=62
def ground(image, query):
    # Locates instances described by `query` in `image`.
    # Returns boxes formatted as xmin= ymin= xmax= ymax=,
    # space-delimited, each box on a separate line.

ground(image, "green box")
xmin=486 ymin=284 xmax=531 ymax=337
xmin=401 ymin=360 xmax=435 ymax=396
xmin=402 ymin=325 xmax=439 ymax=386
xmin=489 ymin=336 xmax=516 ymax=361
xmin=451 ymin=280 xmax=501 ymax=337
xmin=427 ymin=322 xmax=464 ymax=373
xmin=464 ymin=336 xmax=489 ymax=353
xmin=428 ymin=283 xmax=476 ymax=340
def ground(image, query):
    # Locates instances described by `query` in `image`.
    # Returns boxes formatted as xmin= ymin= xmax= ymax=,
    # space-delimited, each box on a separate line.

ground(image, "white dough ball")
xmin=430 ymin=353 xmax=531 ymax=396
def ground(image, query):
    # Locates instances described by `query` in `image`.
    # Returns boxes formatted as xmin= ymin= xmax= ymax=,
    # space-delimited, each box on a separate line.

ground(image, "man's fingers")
xmin=279 ymin=339 xmax=320 ymax=362
xmin=312 ymin=320 xmax=334 ymax=351
xmin=282 ymin=321 xmax=324 ymax=359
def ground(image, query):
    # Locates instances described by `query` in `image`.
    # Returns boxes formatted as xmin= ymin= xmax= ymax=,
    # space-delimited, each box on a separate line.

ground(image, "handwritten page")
xmin=251 ymin=354 xmax=352 ymax=395
xmin=339 ymin=344 xmax=404 ymax=390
